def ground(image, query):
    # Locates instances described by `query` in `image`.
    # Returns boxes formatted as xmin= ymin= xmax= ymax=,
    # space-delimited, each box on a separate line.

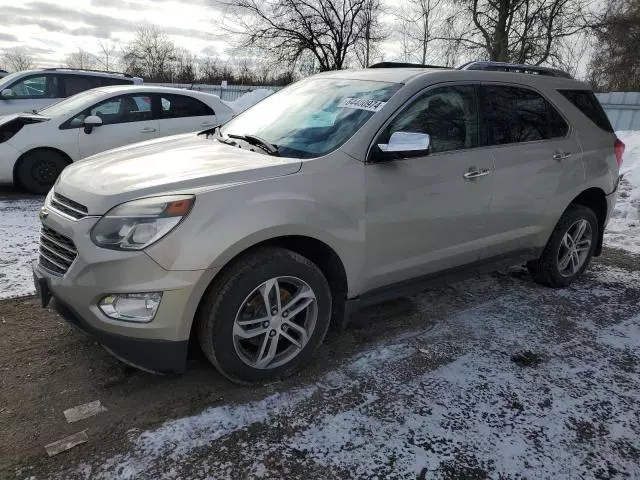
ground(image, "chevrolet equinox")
xmin=33 ymin=62 xmax=625 ymax=383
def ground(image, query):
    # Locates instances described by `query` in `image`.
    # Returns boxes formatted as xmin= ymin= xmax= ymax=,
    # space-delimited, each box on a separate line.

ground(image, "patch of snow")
xmin=0 ymin=196 xmax=42 ymax=299
xmin=223 ymin=89 xmax=275 ymax=114
xmin=605 ymin=130 xmax=640 ymax=253
xmin=55 ymin=262 xmax=640 ymax=479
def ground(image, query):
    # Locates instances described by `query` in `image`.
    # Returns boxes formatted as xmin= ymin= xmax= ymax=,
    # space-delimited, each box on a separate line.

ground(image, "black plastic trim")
xmin=344 ymin=248 xmax=541 ymax=324
xmin=51 ymin=297 xmax=188 ymax=374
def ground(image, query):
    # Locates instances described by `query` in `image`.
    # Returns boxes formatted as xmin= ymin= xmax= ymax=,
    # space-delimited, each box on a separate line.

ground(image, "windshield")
xmin=38 ymin=89 xmax=105 ymax=117
xmin=221 ymin=78 xmax=401 ymax=158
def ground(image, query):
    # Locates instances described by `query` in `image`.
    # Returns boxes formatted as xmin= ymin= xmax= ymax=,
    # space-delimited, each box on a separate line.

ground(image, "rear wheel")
xmin=16 ymin=149 xmax=69 ymax=194
xmin=197 ymin=247 xmax=332 ymax=383
xmin=528 ymin=204 xmax=598 ymax=288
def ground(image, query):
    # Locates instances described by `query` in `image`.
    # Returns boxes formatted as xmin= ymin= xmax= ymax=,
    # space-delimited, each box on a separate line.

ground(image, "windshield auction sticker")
xmin=338 ymin=97 xmax=387 ymax=112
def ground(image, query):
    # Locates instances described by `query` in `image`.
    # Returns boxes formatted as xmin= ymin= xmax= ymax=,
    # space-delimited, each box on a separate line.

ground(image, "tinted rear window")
xmin=558 ymin=90 xmax=613 ymax=133
xmin=482 ymin=85 xmax=568 ymax=145
xmin=100 ymin=77 xmax=134 ymax=86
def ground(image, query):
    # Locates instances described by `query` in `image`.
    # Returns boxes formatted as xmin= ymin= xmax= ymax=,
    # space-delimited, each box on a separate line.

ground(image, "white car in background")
xmin=0 ymin=85 xmax=234 ymax=193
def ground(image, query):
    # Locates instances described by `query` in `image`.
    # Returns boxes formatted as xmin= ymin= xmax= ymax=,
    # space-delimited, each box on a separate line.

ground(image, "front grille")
xmin=50 ymin=192 xmax=88 ymax=220
xmin=38 ymin=226 xmax=78 ymax=276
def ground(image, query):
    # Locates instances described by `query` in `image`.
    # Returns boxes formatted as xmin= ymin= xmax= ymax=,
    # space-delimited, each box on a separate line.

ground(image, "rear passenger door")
xmin=61 ymin=75 xmax=102 ymax=97
xmin=480 ymin=83 xmax=582 ymax=258
xmin=157 ymin=94 xmax=217 ymax=136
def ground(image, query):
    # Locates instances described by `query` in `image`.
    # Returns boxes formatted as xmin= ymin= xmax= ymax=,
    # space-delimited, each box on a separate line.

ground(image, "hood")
xmin=56 ymin=133 xmax=302 ymax=214
xmin=0 ymin=112 xmax=49 ymax=126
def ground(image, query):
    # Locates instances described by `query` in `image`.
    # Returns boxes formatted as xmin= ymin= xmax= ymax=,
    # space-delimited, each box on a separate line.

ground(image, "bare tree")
xmin=2 ymin=48 xmax=35 ymax=72
xmin=97 ymin=39 xmax=118 ymax=71
xmin=447 ymin=0 xmax=592 ymax=65
xmin=396 ymin=0 xmax=446 ymax=65
xmin=224 ymin=0 xmax=375 ymax=71
xmin=64 ymin=48 xmax=97 ymax=70
xmin=354 ymin=0 xmax=386 ymax=67
xmin=171 ymin=48 xmax=198 ymax=83
xmin=589 ymin=0 xmax=640 ymax=91
xmin=122 ymin=26 xmax=176 ymax=81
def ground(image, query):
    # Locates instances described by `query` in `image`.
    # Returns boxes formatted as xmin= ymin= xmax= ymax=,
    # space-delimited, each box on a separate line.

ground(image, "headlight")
xmin=91 ymin=195 xmax=194 ymax=250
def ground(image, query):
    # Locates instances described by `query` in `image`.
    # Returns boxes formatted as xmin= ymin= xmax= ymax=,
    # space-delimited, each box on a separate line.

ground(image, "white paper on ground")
xmin=44 ymin=430 xmax=89 ymax=457
xmin=64 ymin=400 xmax=107 ymax=423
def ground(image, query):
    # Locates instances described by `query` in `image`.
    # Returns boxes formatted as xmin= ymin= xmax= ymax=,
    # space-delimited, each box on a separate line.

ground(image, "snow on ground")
xmin=44 ymin=262 xmax=640 ymax=479
xmin=604 ymin=131 xmax=640 ymax=253
xmin=223 ymin=88 xmax=275 ymax=114
xmin=0 ymin=195 xmax=41 ymax=299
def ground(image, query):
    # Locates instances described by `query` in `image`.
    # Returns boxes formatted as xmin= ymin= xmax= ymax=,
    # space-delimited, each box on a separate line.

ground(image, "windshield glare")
xmin=222 ymin=78 xmax=401 ymax=158
xmin=38 ymin=89 xmax=105 ymax=117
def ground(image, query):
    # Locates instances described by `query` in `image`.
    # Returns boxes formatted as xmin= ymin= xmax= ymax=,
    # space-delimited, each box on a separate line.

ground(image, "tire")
xmin=197 ymin=246 xmax=332 ymax=384
xmin=527 ymin=204 xmax=599 ymax=288
xmin=16 ymin=149 xmax=69 ymax=194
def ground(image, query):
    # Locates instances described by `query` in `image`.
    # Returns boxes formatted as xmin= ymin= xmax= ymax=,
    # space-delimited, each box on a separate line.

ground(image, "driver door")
xmin=362 ymin=84 xmax=494 ymax=292
xmin=76 ymin=93 xmax=160 ymax=159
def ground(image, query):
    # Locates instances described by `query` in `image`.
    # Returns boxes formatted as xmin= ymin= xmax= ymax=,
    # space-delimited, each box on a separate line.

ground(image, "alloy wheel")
xmin=557 ymin=219 xmax=592 ymax=277
xmin=233 ymin=276 xmax=318 ymax=369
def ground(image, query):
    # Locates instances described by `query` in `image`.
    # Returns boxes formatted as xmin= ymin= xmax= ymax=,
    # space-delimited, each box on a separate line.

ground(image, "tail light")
xmin=614 ymin=138 xmax=625 ymax=168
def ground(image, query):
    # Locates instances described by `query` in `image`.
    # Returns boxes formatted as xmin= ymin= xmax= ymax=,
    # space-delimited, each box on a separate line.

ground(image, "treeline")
xmin=1 ymin=0 xmax=638 ymax=90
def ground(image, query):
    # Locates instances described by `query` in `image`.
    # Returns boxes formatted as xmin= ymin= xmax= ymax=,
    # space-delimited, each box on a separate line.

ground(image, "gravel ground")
xmin=0 ymin=131 xmax=638 ymax=479
xmin=2 ymin=248 xmax=639 ymax=480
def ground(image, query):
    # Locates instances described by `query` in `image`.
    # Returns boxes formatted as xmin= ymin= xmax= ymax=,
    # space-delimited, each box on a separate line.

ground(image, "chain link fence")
xmin=149 ymin=83 xmax=285 ymax=102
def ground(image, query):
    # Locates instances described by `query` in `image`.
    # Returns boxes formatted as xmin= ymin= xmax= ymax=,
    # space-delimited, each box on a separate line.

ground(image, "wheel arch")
xmin=13 ymin=147 xmax=73 ymax=189
xmin=191 ymin=235 xmax=350 ymax=341
xmin=568 ymin=187 xmax=607 ymax=257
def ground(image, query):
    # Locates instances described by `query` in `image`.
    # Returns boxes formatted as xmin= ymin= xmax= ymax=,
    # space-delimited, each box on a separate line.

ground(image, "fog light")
xmin=99 ymin=292 xmax=163 ymax=322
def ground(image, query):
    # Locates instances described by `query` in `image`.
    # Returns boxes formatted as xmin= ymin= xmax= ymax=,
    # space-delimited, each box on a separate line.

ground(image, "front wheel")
xmin=16 ymin=149 xmax=69 ymax=194
xmin=197 ymin=247 xmax=332 ymax=383
xmin=528 ymin=204 xmax=598 ymax=288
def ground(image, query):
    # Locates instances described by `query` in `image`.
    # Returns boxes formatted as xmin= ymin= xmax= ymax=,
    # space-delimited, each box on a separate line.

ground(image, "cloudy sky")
xmin=0 ymin=0 xmax=231 ymax=67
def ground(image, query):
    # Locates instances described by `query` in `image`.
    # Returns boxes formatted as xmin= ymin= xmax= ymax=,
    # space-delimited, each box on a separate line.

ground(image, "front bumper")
xmin=53 ymin=292 xmax=189 ymax=374
xmin=33 ymin=209 xmax=215 ymax=373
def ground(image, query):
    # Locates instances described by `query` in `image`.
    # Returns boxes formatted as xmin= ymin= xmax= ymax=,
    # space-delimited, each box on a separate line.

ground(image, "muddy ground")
xmin=1 ymin=248 xmax=639 ymax=479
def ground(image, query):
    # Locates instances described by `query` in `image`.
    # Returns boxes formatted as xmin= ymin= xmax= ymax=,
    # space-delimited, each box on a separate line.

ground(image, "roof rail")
xmin=457 ymin=61 xmax=572 ymax=79
xmin=42 ymin=67 xmax=133 ymax=78
xmin=368 ymin=61 xmax=449 ymax=69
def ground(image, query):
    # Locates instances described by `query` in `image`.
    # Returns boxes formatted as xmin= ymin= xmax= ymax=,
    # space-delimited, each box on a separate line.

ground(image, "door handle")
xmin=553 ymin=151 xmax=572 ymax=161
xmin=463 ymin=168 xmax=492 ymax=180
xmin=140 ymin=127 xmax=157 ymax=133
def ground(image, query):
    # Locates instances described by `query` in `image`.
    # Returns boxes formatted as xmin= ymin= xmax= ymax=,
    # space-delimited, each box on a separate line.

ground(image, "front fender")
xmin=145 ymin=164 xmax=365 ymax=294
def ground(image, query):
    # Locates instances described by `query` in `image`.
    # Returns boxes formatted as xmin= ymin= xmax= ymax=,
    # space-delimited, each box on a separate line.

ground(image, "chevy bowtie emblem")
xmin=39 ymin=208 xmax=49 ymax=221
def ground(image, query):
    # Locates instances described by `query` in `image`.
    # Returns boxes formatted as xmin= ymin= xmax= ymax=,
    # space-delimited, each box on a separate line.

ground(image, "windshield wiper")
xmin=198 ymin=124 xmax=223 ymax=137
xmin=227 ymin=134 xmax=280 ymax=156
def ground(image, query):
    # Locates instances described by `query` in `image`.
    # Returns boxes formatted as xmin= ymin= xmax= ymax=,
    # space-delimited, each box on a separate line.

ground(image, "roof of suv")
xmin=11 ymin=68 xmax=136 ymax=80
xmin=315 ymin=67 xmax=588 ymax=89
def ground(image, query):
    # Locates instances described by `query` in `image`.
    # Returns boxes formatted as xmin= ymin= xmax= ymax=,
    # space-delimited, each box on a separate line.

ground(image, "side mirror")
xmin=378 ymin=131 xmax=430 ymax=154
xmin=1 ymin=88 xmax=13 ymax=98
xmin=83 ymin=115 xmax=102 ymax=134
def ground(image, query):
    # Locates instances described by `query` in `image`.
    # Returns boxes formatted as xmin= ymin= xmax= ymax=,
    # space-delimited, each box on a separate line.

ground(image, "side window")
xmin=160 ymin=94 xmax=214 ymax=118
xmin=100 ymin=77 xmax=134 ymax=87
xmin=62 ymin=75 xmax=101 ymax=97
xmin=7 ymin=74 xmax=59 ymax=99
xmin=383 ymin=85 xmax=479 ymax=154
xmin=558 ymin=89 xmax=613 ymax=133
xmin=482 ymin=85 xmax=568 ymax=145
xmin=69 ymin=94 xmax=153 ymax=127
